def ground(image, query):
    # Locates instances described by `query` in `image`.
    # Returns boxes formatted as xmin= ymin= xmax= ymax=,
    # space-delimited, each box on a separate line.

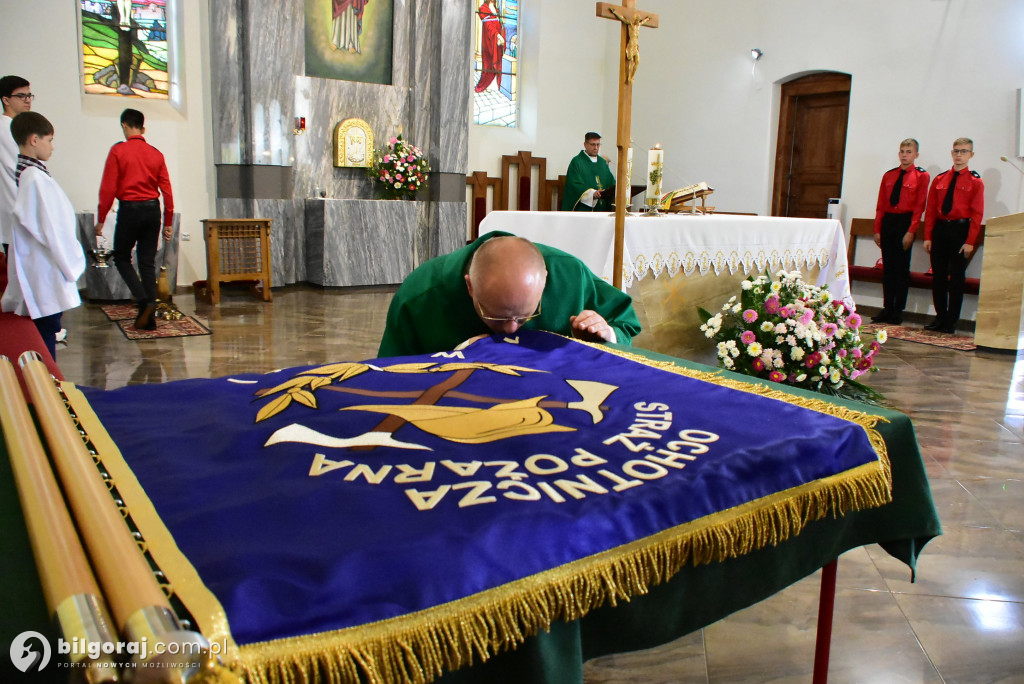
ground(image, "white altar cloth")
xmin=478 ymin=211 xmax=852 ymax=305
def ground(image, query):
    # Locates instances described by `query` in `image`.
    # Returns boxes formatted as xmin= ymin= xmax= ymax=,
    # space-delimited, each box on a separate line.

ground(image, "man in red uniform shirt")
xmin=923 ymin=137 xmax=984 ymax=334
xmin=872 ymin=138 xmax=929 ymax=325
xmin=96 ymin=108 xmax=174 ymax=330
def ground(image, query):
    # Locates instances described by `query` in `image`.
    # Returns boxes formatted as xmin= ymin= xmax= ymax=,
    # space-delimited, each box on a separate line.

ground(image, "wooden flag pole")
xmin=18 ymin=352 xmax=234 ymax=681
xmin=596 ymin=1 xmax=658 ymax=289
xmin=0 ymin=356 xmax=120 ymax=680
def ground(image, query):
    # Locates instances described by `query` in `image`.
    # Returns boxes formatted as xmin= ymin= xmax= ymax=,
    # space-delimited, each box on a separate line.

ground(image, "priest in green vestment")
xmin=377 ymin=231 xmax=640 ymax=357
xmin=561 ymin=132 xmax=616 ymax=211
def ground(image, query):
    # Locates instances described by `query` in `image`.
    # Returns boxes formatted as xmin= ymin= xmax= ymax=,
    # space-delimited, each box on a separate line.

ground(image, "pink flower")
xmin=851 ymin=348 xmax=863 ymax=359
xmin=752 ymin=358 xmax=766 ymax=372
xmin=396 ymin=174 xmax=404 ymax=181
xmin=822 ymin=322 xmax=838 ymax=337
xmin=847 ymin=313 xmax=862 ymax=328
xmin=833 ymin=301 xmax=846 ymax=313
xmin=870 ymin=341 xmax=881 ymax=353
xmin=837 ymin=348 xmax=848 ymax=358
xmin=800 ymin=310 xmax=814 ymax=325
xmin=390 ymin=137 xmax=398 ymax=144
xmin=804 ymin=352 xmax=822 ymax=368
xmin=769 ymin=370 xmax=786 ymax=382
xmin=741 ymin=330 xmax=756 ymax=345
xmin=857 ymin=357 xmax=873 ymax=371
xmin=765 ymin=296 xmax=781 ymax=314
xmin=383 ymin=155 xmax=392 ymax=163
xmin=779 ymin=306 xmax=793 ymax=318
xmin=743 ymin=309 xmax=758 ymax=323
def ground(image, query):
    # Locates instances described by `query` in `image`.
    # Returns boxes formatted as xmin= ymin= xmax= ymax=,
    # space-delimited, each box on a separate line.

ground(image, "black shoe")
xmin=889 ymin=315 xmax=903 ymax=326
xmin=134 ymin=301 xmax=158 ymax=330
xmin=871 ymin=310 xmax=891 ymax=323
xmin=939 ymin=324 xmax=958 ymax=334
xmin=923 ymin=318 xmax=945 ymax=331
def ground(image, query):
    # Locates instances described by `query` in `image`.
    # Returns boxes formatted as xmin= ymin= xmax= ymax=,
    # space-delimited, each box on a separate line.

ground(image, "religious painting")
xmin=472 ymin=0 xmax=519 ymax=127
xmin=305 ymin=0 xmax=394 ymax=85
xmin=333 ymin=118 xmax=374 ymax=167
xmin=80 ymin=0 xmax=172 ymax=98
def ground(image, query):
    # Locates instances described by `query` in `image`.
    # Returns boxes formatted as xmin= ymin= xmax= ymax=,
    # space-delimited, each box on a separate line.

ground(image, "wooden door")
xmin=772 ymin=73 xmax=851 ymax=218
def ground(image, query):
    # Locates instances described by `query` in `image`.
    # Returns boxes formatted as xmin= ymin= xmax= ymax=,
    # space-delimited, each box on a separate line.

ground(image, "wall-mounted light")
xmin=750 ymin=48 xmax=763 ymax=61
xmin=294 ymin=116 xmax=306 ymax=136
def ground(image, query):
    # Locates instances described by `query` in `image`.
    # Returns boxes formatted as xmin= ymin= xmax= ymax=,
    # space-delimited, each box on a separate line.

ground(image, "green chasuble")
xmin=378 ymin=231 xmax=641 ymax=357
xmin=561 ymin=150 xmax=616 ymax=211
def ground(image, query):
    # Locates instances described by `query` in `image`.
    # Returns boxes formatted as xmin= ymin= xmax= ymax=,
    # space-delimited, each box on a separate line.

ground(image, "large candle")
xmin=648 ymin=145 xmax=664 ymax=201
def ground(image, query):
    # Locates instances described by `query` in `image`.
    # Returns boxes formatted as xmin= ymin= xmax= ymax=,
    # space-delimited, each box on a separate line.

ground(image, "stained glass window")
xmin=81 ymin=1 xmax=172 ymax=99
xmin=472 ymin=0 xmax=519 ymax=127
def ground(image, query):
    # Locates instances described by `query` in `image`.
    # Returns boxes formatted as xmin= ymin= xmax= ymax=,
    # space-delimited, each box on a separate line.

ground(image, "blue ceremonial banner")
xmin=66 ymin=331 xmax=891 ymax=681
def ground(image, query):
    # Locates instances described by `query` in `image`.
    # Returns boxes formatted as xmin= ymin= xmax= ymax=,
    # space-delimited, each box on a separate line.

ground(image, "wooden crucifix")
xmin=596 ymin=1 xmax=658 ymax=289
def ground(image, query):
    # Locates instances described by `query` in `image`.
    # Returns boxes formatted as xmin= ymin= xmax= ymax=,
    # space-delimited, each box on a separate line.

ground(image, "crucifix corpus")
xmin=596 ymin=1 xmax=658 ymax=289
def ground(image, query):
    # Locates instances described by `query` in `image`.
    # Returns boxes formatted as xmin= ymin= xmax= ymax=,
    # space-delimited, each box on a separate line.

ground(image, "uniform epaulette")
xmin=887 ymin=166 xmax=901 ymax=173
xmin=971 ymin=170 xmax=981 ymax=178
xmin=936 ymin=169 xmax=952 ymax=177
xmin=916 ymin=166 xmax=926 ymax=173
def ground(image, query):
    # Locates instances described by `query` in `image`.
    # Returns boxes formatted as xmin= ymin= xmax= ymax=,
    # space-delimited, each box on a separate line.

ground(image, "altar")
xmin=479 ymin=211 xmax=852 ymax=360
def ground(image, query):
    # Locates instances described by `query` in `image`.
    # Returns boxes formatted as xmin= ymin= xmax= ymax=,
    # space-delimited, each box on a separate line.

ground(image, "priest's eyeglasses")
xmin=474 ymin=300 xmax=542 ymax=326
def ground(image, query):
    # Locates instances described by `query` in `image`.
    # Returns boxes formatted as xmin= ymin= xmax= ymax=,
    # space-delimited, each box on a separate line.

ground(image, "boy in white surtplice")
xmin=1 ymin=111 xmax=84 ymax=358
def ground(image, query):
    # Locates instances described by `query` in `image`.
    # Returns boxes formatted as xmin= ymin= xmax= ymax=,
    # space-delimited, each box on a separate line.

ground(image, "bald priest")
xmin=377 ymin=232 xmax=641 ymax=358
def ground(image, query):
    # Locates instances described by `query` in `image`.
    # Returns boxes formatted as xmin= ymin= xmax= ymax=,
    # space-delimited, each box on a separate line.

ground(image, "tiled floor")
xmin=53 ymin=286 xmax=1024 ymax=683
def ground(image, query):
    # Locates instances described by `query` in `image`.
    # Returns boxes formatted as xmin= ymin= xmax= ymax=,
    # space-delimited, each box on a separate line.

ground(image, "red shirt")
xmin=924 ymin=166 xmax=985 ymax=245
xmin=97 ymin=135 xmax=174 ymax=226
xmin=873 ymin=165 xmax=929 ymax=234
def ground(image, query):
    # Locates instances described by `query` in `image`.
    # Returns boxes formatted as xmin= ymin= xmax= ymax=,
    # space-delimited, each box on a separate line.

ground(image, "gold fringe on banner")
xmin=60 ymin=338 xmax=894 ymax=684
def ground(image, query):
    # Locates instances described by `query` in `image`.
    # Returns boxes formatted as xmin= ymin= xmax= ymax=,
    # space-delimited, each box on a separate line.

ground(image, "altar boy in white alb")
xmin=0 ymin=111 xmax=85 ymax=358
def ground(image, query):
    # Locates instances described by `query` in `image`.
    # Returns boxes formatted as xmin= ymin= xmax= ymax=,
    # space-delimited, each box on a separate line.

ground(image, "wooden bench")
xmin=846 ymin=218 xmax=983 ymax=295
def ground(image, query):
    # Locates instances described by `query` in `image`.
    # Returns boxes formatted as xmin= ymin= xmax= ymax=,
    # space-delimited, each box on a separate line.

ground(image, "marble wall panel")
xmin=438 ymin=0 xmax=471 ymax=174
xmin=306 ymin=199 xmax=420 ymax=286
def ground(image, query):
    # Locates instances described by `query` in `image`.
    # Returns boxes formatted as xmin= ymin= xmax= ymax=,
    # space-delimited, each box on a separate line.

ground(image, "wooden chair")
xmin=500 ymin=151 xmax=550 ymax=211
xmin=466 ymin=171 xmax=503 ymax=242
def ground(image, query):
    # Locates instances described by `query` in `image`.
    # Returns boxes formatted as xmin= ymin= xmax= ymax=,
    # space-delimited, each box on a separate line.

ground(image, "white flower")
xmin=730 ymin=347 xmax=740 ymax=358
xmin=732 ymin=304 xmax=741 ymax=313
xmin=761 ymin=321 xmax=775 ymax=333
xmin=741 ymin=280 xmax=753 ymax=290
xmin=771 ymin=281 xmax=782 ymax=293
xmin=791 ymin=347 xmax=805 ymax=361
xmin=728 ymin=296 xmax=737 ymax=303
xmin=775 ymin=323 xmax=787 ymax=335
xmin=796 ymin=373 xmax=807 ymax=382
xmin=877 ymin=330 xmax=888 ymax=343
xmin=723 ymin=357 xmax=735 ymax=368
xmin=747 ymin=342 xmax=763 ymax=357
xmin=830 ymin=368 xmax=842 ymax=384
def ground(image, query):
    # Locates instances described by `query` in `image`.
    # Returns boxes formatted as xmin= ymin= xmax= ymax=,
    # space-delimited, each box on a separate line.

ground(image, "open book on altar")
xmin=661 ymin=182 xmax=715 ymax=212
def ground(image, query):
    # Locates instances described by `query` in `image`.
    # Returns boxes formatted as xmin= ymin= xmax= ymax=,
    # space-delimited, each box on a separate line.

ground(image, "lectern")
xmin=974 ymin=212 xmax=1024 ymax=351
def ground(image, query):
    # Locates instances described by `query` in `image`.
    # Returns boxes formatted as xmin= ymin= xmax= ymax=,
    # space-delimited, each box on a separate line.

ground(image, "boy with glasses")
xmin=1 ymin=75 xmax=34 ymax=257
xmin=923 ymin=138 xmax=984 ymax=334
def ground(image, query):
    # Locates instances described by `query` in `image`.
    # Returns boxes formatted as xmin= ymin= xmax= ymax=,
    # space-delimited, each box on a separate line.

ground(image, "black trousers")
xmin=113 ymin=199 xmax=161 ymax=304
xmin=880 ymin=212 xmax=913 ymax=314
xmin=33 ymin=312 xmax=62 ymax=360
xmin=929 ymin=219 xmax=970 ymax=325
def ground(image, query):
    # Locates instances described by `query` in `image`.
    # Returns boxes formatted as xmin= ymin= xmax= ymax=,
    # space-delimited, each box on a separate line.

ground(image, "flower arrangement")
xmin=367 ymin=135 xmax=430 ymax=200
xmin=697 ymin=271 xmax=887 ymax=404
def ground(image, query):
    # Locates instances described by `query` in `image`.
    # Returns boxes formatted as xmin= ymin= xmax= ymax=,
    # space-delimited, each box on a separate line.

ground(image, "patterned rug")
xmin=861 ymin=322 xmax=976 ymax=351
xmin=100 ymin=304 xmax=211 ymax=341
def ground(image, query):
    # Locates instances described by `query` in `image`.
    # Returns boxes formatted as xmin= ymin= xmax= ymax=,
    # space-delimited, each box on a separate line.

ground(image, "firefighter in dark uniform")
xmin=923 ymin=138 xmax=985 ymax=334
xmin=873 ymin=138 xmax=929 ymax=325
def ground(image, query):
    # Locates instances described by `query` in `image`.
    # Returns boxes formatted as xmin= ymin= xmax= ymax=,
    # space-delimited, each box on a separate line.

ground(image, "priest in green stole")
xmin=561 ymin=132 xmax=616 ymax=211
